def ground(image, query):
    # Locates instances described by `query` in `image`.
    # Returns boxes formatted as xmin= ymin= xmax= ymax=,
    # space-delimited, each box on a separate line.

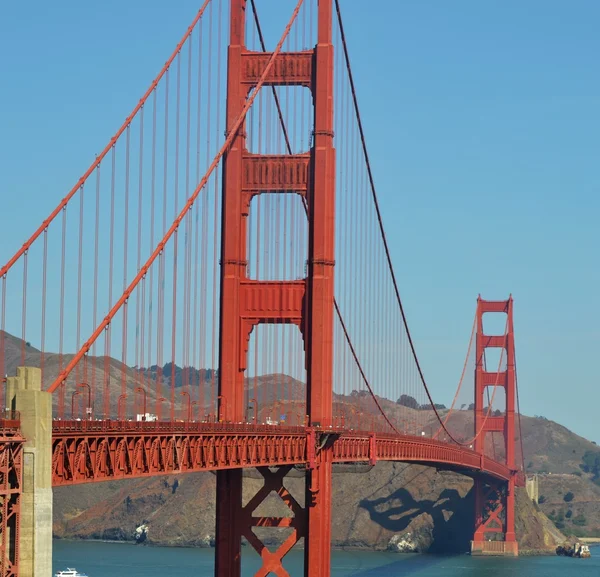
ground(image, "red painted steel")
xmin=216 ymin=1 xmax=314 ymax=576
xmin=0 ymin=427 xmax=24 ymax=577
xmin=0 ymin=0 xmax=213 ymax=283
xmin=51 ymin=423 xmax=524 ymax=487
xmin=242 ymin=153 xmax=311 ymax=214
xmin=241 ymin=466 xmax=306 ymax=572
xmin=473 ymin=296 xmax=519 ymax=552
xmin=0 ymin=0 xmax=531 ymax=569
xmin=217 ymin=0 xmax=252 ymax=573
xmin=51 ymin=426 xmax=307 ymax=487
xmin=216 ymin=0 xmax=337 ymax=575
xmin=304 ymin=2 xmax=336 ymax=577
xmin=44 ymin=0 xmax=305 ymax=397
xmin=241 ymin=51 xmax=313 ymax=87
xmin=0 ymin=411 xmax=21 ymax=433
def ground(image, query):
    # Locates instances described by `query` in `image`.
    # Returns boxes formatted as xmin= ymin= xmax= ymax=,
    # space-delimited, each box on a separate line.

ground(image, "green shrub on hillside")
xmin=572 ymin=513 xmax=587 ymax=527
xmin=581 ymin=450 xmax=600 ymax=481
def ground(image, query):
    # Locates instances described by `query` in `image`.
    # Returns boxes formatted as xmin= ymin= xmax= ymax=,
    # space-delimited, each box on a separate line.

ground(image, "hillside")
xmin=1 ymin=330 xmax=432 ymax=428
xmin=50 ymin=394 xmax=600 ymax=548
xmin=1 ymin=330 xmax=184 ymax=416
xmin=51 ymin=390 xmax=600 ymax=548
xmin=53 ymin=464 xmax=564 ymax=553
xmin=534 ymin=474 xmax=600 ymax=537
xmin=423 ymin=409 xmax=600 ymax=538
xmin=2 ymin=330 xmax=596 ymax=548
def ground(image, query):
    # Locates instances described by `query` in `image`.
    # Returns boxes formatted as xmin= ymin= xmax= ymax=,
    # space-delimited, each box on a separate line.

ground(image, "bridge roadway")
xmin=51 ymin=420 xmax=525 ymax=487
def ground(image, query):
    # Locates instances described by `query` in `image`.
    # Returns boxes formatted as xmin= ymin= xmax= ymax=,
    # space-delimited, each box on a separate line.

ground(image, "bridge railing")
xmin=52 ymin=419 xmax=308 ymax=436
xmin=484 ymin=457 xmax=513 ymax=480
xmin=51 ymin=416 xmax=355 ymax=435
xmin=0 ymin=410 xmax=20 ymax=432
xmin=50 ymin=419 xmax=521 ymax=484
xmin=364 ymin=431 xmax=481 ymax=466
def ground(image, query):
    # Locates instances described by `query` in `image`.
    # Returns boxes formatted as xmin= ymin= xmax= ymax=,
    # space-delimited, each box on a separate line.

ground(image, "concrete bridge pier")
xmin=526 ymin=474 xmax=539 ymax=504
xmin=6 ymin=367 xmax=52 ymax=577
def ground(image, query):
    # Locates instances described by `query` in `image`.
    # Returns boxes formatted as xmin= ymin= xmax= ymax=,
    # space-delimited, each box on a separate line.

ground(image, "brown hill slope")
xmin=1 ymin=330 xmax=185 ymax=416
xmin=52 ymin=397 xmax=600 ymax=548
xmin=434 ymin=410 xmax=599 ymax=475
xmin=53 ymin=404 xmax=596 ymax=549
xmin=3 ymin=330 xmax=591 ymax=548
xmin=53 ymin=465 xmax=563 ymax=553
xmin=534 ymin=473 xmax=600 ymax=537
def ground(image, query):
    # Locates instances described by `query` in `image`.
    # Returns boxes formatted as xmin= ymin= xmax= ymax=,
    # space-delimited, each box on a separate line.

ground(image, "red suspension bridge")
xmin=0 ymin=1 xmax=526 ymax=576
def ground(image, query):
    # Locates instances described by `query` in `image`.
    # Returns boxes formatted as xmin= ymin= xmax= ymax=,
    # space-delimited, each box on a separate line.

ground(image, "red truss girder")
xmin=0 ymin=434 xmax=23 ymax=577
xmin=242 ymin=153 xmax=310 ymax=195
xmin=475 ymin=481 xmax=506 ymax=534
xmin=50 ymin=425 xmax=524 ymax=487
xmin=241 ymin=51 xmax=313 ymax=87
xmin=333 ymin=433 xmax=523 ymax=484
xmin=241 ymin=467 xmax=305 ymax=577
xmin=51 ymin=429 xmax=307 ymax=487
xmin=473 ymin=477 xmax=518 ymax=554
xmin=238 ymin=280 xmax=306 ymax=371
xmin=218 ymin=2 xmax=336 ymax=575
xmin=239 ymin=280 xmax=305 ymax=324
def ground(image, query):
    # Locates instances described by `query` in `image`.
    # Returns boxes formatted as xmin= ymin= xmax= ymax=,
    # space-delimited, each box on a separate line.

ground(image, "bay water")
xmin=53 ymin=540 xmax=600 ymax=576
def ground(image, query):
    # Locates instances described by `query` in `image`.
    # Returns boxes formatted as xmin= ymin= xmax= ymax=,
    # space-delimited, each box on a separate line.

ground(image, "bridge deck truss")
xmin=51 ymin=423 xmax=523 ymax=487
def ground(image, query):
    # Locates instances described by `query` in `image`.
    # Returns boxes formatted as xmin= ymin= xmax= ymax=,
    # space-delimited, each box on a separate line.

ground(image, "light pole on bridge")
xmin=247 ymin=397 xmax=257 ymax=423
xmin=117 ymin=394 xmax=127 ymax=421
xmin=217 ymin=395 xmax=228 ymax=423
xmin=71 ymin=391 xmax=81 ymax=420
xmin=180 ymin=391 xmax=191 ymax=422
xmin=134 ymin=387 xmax=147 ymax=419
xmin=77 ymin=382 xmax=91 ymax=420
xmin=156 ymin=397 xmax=167 ymax=421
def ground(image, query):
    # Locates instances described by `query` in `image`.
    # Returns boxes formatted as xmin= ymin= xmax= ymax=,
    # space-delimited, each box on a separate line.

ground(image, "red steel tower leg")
xmin=215 ymin=1 xmax=246 ymax=574
xmin=216 ymin=1 xmax=336 ymax=576
xmin=0 ymin=435 xmax=23 ymax=577
xmin=472 ymin=296 xmax=518 ymax=556
xmin=304 ymin=1 xmax=335 ymax=576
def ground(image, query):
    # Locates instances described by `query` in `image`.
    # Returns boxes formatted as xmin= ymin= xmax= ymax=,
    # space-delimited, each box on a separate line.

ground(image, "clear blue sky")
xmin=1 ymin=1 xmax=599 ymax=442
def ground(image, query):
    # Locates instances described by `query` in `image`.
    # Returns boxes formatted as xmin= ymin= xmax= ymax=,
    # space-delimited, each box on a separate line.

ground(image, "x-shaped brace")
xmin=241 ymin=466 xmax=306 ymax=577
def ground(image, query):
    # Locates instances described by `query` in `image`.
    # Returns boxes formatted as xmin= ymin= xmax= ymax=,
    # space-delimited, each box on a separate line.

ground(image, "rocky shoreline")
xmin=53 ymin=485 xmax=563 ymax=557
xmin=53 ymin=535 xmax=563 ymax=558
xmin=53 ymin=464 xmax=565 ymax=556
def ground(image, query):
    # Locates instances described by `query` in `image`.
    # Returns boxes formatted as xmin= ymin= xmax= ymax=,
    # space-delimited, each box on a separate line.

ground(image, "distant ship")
xmin=55 ymin=569 xmax=89 ymax=577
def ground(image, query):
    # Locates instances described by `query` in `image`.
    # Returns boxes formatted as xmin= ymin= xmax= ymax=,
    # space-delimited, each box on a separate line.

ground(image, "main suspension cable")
xmin=334 ymin=0 xmax=508 ymax=447
xmin=47 ymin=0 xmax=307 ymax=393
xmin=0 ymin=0 xmax=213 ymax=280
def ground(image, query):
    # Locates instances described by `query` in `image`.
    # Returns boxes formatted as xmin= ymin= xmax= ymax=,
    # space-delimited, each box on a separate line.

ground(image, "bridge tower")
xmin=216 ymin=1 xmax=335 ymax=576
xmin=471 ymin=296 xmax=518 ymax=556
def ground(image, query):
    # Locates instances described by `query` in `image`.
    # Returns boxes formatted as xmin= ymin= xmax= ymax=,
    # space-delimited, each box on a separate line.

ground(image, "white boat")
xmin=55 ymin=569 xmax=88 ymax=577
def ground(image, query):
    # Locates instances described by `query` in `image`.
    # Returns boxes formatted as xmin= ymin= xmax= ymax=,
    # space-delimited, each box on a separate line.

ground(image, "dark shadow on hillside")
xmin=359 ymin=484 xmax=475 ymax=554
